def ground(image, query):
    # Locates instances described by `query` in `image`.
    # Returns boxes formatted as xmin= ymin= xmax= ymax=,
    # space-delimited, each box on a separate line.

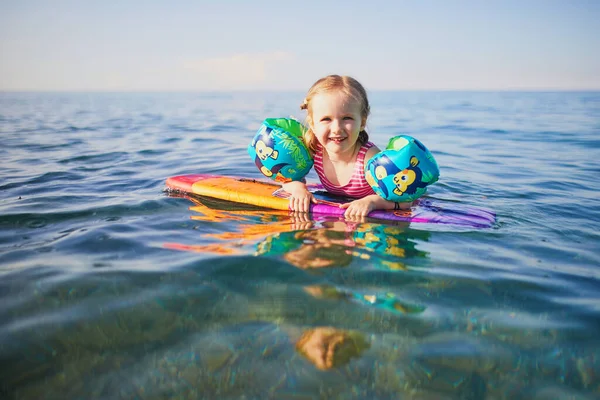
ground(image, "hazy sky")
xmin=1 ymin=0 xmax=599 ymax=91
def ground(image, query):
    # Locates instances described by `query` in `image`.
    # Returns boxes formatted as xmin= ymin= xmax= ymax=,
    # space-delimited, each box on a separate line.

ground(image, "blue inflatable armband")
xmin=365 ymin=135 xmax=439 ymax=202
xmin=248 ymin=118 xmax=313 ymax=183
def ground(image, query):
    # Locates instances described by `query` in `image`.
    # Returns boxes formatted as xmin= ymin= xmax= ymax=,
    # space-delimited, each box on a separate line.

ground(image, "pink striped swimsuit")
xmin=313 ymin=141 xmax=376 ymax=199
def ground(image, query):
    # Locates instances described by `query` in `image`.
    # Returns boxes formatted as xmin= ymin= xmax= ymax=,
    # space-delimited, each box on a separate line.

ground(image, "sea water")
xmin=0 ymin=91 xmax=599 ymax=399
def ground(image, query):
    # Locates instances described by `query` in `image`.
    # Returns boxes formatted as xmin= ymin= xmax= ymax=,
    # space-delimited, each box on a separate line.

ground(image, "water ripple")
xmin=0 ymin=91 xmax=599 ymax=398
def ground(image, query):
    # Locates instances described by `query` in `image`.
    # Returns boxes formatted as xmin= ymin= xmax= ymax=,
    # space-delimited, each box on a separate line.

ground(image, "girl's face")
xmin=310 ymin=91 xmax=365 ymax=157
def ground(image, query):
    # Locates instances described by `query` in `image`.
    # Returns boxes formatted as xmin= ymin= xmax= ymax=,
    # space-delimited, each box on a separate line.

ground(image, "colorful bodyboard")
xmin=165 ymin=174 xmax=496 ymax=228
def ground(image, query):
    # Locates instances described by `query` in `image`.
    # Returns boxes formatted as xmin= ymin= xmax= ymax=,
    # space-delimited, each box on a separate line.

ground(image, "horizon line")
xmin=2 ymin=88 xmax=600 ymax=93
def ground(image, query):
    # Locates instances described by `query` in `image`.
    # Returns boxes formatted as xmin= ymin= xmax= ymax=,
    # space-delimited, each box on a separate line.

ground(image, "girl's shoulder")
xmin=363 ymin=142 xmax=381 ymax=163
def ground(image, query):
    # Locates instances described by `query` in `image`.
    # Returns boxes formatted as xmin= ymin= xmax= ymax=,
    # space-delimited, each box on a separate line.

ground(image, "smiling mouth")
xmin=329 ymin=137 xmax=346 ymax=143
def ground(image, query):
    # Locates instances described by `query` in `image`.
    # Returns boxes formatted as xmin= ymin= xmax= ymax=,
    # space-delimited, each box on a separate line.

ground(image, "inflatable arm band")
xmin=248 ymin=118 xmax=314 ymax=183
xmin=365 ymin=135 xmax=439 ymax=202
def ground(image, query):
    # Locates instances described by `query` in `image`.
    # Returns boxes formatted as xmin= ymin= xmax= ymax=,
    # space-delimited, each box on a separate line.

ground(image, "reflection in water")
xmin=164 ymin=194 xmax=294 ymax=254
xmin=255 ymin=221 xmax=355 ymax=269
xmin=167 ymin=194 xmax=431 ymax=272
xmin=171 ymin=195 xmax=430 ymax=318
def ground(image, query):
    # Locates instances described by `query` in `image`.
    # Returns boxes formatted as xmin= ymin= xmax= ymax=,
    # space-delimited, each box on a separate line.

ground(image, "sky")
xmin=1 ymin=0 xmax=599 ymax=91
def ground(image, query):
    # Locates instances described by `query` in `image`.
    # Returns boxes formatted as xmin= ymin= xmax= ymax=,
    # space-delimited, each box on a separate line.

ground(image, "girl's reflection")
xmin=256 ymin=218 xmax=354 ymax=269
xmin=255 ymin=216 xmax=429 ymax=272
xmin=167 ymin=196 xmax=429 ymax=371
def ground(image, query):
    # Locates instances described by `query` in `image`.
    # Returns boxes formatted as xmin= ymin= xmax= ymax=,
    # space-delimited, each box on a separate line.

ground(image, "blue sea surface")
xmin=1 ymin=91 xmax=599 ymax=399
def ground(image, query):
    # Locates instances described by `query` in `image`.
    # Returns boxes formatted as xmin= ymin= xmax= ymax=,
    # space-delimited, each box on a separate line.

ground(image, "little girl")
xmin=283 ymin=75 xmax=411 ymax=218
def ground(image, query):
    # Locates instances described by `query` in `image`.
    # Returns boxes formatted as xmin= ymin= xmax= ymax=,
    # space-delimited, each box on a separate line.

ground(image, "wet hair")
xmin=300 ymin=75 xmax=371 ymax=154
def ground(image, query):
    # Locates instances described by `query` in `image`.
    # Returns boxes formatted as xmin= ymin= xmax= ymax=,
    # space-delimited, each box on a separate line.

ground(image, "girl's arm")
xmin=339 ymin=194 xmax=411 ymax=218
xmin=282 ymin=181 xmax=316 ymax=213
xmin=364 ymin=195 xmax=411 ymax=210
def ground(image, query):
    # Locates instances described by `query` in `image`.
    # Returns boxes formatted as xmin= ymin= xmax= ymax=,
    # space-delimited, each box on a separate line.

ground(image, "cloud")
xmin=181 ymin=52 xmax=295 ymax=89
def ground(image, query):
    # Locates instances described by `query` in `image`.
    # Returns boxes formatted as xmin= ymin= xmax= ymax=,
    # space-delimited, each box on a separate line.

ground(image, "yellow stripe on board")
xmin=191 ymin=177 xmax=290 ymax=210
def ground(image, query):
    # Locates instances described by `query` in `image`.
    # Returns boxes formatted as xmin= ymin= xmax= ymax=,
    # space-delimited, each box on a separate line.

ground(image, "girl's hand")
xmin=339 ymin=197 xmax=377 ymax=218
xmin=283 ymin=181 xmax=316 ymax=213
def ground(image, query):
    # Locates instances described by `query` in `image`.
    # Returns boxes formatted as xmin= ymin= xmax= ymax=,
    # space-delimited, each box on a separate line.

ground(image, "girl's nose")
xmin=330 ymin=119 xmax=342 ymax=133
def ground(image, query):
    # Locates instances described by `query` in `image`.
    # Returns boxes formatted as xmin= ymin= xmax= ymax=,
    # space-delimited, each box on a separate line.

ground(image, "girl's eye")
xmin=343 ymin=116 xmax=354 ymax=120
xmin=321 ymin=117 xmax=331 ymax=122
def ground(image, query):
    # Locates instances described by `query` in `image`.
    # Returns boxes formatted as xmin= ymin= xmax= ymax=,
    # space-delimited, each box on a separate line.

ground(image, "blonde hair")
xmin=300 ymin=75 xmax=371 ymax=154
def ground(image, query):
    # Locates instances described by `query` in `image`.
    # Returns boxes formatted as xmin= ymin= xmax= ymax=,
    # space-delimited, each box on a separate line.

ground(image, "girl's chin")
xmin=326 ymin=142 xmax=346 ymax=151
